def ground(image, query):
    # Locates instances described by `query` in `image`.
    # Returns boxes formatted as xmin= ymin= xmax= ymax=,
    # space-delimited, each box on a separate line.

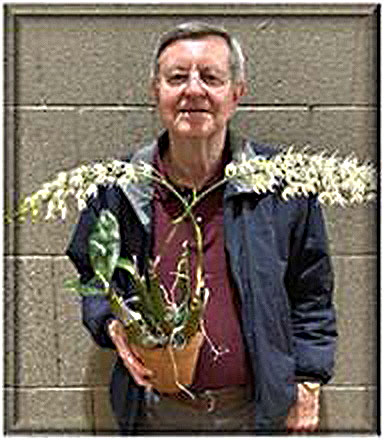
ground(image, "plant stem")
xmin=137 ymin=168 xmax=207 ymax=299
xmin=172 ymin=177 xmax=229 ymax=225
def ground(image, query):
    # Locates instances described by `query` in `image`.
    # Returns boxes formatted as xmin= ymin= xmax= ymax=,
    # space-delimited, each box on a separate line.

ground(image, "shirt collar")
xmin=153 ymin=129 xmax=232 ymax=204
xmin=120 ymin=128 xmax=276 ymax=232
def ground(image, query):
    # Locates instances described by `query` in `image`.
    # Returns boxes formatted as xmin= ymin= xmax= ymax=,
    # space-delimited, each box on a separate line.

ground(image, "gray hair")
xmin=151 ymin=22 xmax=246 ymax=84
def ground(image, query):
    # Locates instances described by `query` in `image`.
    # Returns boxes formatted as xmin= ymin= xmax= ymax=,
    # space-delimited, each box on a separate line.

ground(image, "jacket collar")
xmin=120 ymin=128 xmax=275 ymax=233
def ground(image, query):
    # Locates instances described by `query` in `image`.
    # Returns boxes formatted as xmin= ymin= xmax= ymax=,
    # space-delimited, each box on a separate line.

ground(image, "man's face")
xmin=153 ymin=36 xmax=244 ymax=140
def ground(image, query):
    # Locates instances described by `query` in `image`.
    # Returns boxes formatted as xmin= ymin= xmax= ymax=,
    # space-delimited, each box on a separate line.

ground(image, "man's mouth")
xmin=179 ymin=109 xmax=209 ymax=113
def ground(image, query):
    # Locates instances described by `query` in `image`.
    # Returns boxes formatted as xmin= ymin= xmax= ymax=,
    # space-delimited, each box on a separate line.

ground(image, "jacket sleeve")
xmin=66 ymin=188 xmax=117 ymax=349
xmin=286 ymin=196 xmax=337 ymax=384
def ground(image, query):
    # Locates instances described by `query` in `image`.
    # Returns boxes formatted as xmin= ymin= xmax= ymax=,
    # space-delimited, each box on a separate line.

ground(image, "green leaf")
xmin=146 ymin=269 xmax=169 ymax=326
xmin=173 ymin=301 xmax=188 ymax=327
xmin=115 ymin=257 xmax=138 ymax=278
xmin=63 ymin=278 xmax=108 ymax=296
xmin=88 ymin=210 xmax=121 ymax=282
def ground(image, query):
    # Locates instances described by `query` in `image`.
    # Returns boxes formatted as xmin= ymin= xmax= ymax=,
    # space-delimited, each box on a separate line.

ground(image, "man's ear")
xmin=149 ymin=78 xmax=160 ymax=103
xmin=229 ymin=81 xmax=246 ymax=115
xmin=233 ymin=81 xmax=246 ymax=104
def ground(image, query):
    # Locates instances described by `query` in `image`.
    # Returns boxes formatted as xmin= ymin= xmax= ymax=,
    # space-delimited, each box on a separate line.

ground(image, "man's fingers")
xmin=123 ymin=350 xmax=154 ymax=378
xmin=287 ymin=416 xmax=319 ymax=432
xmin=120 ymin=348 xmax=154 ymax=387
xmin=286 ymin=383 xmax=320 ymax=432
xmin=107 ymin=320 xmax=155 ymax=387
xmin=127 ymin=365 xmax=153 ymax=387
xmin=129 ymin=368 xmax=153 ymax=388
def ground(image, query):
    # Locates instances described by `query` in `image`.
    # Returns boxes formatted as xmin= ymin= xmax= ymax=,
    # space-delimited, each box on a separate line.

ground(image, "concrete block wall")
xmin=4 ymin=4 xmax=378 ymax=434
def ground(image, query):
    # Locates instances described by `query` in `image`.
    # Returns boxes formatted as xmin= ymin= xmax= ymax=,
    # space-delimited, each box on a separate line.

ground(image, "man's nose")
xmin=184 ymin=72 xmax=206 ymax=95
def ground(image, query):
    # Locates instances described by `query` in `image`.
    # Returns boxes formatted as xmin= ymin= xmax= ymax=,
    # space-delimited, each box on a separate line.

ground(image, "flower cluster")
xmin=225 ymin=148 xmax=377 ymax=207
xmin=11 ymin=160 xmax=140 ymax=223
xmin=10 ymin=148 xmax=376 ymax=224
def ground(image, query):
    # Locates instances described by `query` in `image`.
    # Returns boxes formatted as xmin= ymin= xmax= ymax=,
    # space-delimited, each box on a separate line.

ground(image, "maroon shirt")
xmin=151 ymin=143 xmax=252 ymax=390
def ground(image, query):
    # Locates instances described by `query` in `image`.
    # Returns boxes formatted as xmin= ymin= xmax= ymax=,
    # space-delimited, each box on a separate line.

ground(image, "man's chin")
xmin=172 ymin=123 xmax=216 ymax=139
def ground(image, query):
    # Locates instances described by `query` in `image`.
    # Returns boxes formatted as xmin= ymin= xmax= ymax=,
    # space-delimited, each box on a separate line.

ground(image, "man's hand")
xmin=286 ymin=382 xmax=320 ymax=432
xmin=107 ymin=319 xmax=154 ymax=388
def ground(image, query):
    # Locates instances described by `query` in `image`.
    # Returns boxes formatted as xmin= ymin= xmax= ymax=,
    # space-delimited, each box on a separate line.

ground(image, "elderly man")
xmin=67 ymin=22 xmax=337 ymax=434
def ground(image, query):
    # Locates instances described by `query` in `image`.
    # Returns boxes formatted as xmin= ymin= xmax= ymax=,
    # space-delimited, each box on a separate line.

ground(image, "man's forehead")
xmin=158 ymin=36 xmax=230 ymax=69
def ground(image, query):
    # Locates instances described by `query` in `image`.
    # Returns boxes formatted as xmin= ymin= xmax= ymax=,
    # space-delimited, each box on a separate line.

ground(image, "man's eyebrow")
xmin=161 ymin=65 xmax=189 ymax=74
xmin=200 ymin=65 xmax=228 ymax=74
xmin=162 ymin=65 xmax=228 ymax=74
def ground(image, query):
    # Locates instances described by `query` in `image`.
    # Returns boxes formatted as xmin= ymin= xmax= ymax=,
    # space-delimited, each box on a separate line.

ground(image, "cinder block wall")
xmin=4 ymin=4 xmax=378 ymax=434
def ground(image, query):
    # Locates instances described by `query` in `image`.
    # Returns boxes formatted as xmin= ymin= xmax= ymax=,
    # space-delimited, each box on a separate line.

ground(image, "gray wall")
xmin=4 ymin=3 xmax=378 ymax=434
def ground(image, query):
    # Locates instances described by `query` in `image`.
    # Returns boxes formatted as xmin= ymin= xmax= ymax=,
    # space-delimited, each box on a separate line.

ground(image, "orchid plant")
xmin=7 ymin=147 xmax=376 ymax=350
xmin=65 ymin=208 xmax=209 ymax=349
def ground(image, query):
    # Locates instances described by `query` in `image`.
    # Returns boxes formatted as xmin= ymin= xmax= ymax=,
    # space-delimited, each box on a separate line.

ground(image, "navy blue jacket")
xmin=66 ymin=130 xmax=337 ymax=433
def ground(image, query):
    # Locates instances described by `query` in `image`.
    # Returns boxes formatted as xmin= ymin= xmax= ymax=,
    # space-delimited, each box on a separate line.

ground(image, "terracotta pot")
xmin=133 ymin=332 xmax=204 ymax=393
